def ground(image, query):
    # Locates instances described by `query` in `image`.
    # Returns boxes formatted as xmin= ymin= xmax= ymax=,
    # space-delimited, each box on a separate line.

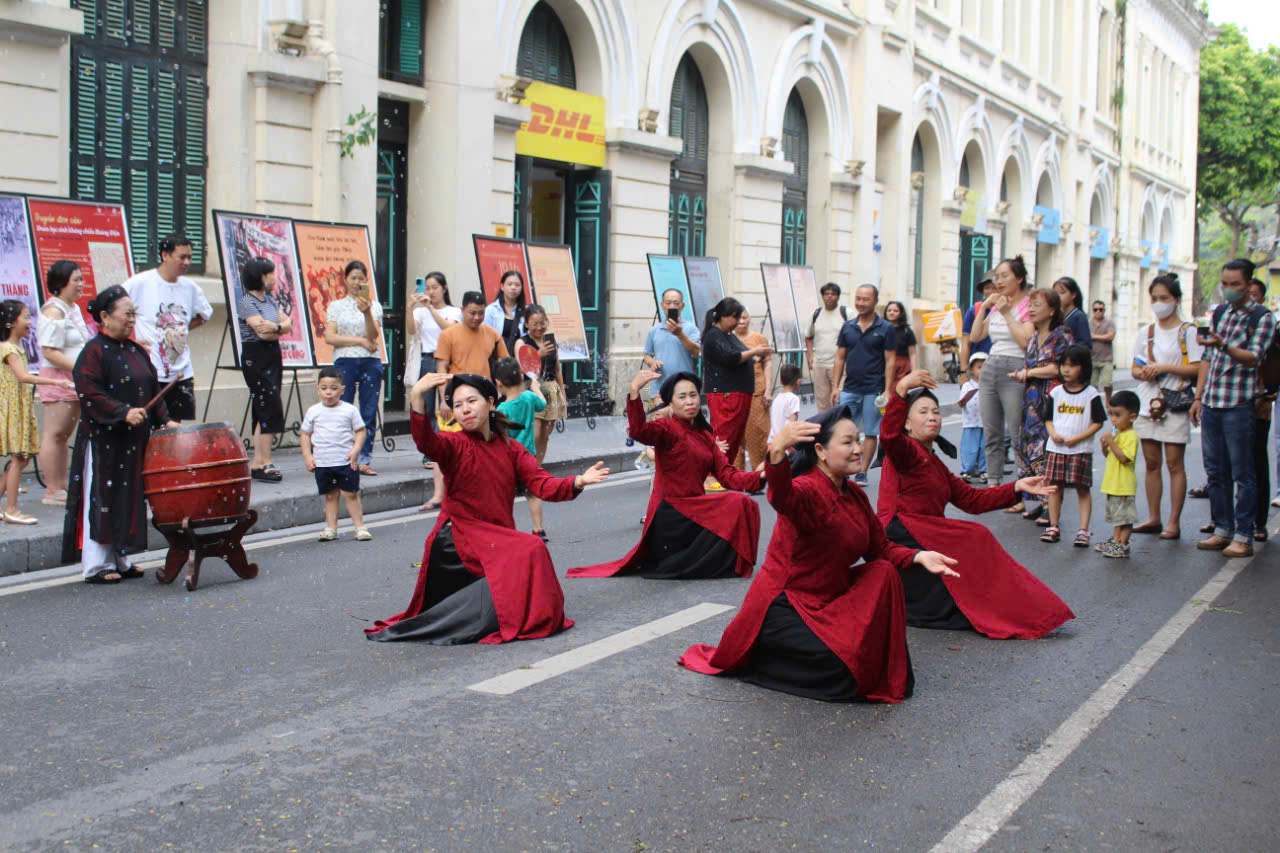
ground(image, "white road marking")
xmin=0 ymin=470 xmax=653 ymax=599
xmin=930 ymin=519 xmax=1275 ymax=853
xmin=467 ymin=601 xmax=735 ymax=695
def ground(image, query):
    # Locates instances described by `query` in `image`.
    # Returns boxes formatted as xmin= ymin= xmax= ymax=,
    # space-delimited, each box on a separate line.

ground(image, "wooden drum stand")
xmin=152 ymin=511 xmax=260 ymax=592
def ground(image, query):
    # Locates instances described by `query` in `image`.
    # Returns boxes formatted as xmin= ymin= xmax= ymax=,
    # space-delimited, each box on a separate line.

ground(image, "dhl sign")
xmin=516 ymin=81 xmax=607 ymax=167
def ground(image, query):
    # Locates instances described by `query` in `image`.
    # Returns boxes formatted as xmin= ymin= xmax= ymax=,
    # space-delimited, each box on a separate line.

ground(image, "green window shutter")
xmin=398 ymin=1 xmax=423 ymax=78
xmin=102 ymin=60 xmax=125 ymax=160
xmin=72 ymin=53 xmax=99 ymax=199
xmin=517 ymin=3 xmax=575 ymax=88
xmin=129 ymin=64 xmax=151 ymax=159
xmin=158 ymin=0 xmax=177 ymax=49
xmin=185 ymin=0 xmax=207 ymax=55
xmin=185 ymin=173 xmax=205 ymax=266
xmin=129 ymin=168 xmax=151 ymax=263
xmin=184 ymin=72 xmax=206 ymax=167
xmin=76 ymin=0 xmax=98 ymax=37
xmin=156 ymin=171 xmax=176 ymax=238
xmin=132 ymin=0 xmax=152 ymax=45
xmin=104 ymin=0 xmax=126 ymax=42
xmin=156 ymin=68 xmax=177 ymax=162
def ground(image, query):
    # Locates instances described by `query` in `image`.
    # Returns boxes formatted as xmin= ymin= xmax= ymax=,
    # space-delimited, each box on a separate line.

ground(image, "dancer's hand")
xmin=1014 ymin=475 xmax=1056 ymax=498
xmin=715 ymin=438 xmax=730 ymax=455
xmin=630 ymin=369 xmax=661 ymax=396
xmin=575 ymin=461 xmax=610 ymax=489
xmin=914 ymin=550 xmax=960 ymax=578
xmin=770 ymin=420 xmax=819 ymax=460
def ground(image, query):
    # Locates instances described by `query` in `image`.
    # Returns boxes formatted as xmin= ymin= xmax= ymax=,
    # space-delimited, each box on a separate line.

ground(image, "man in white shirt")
xmin=122 ymin=233 xmax=213 ymax=421
xmin=804 ymin=282 xmax=848 ymax=408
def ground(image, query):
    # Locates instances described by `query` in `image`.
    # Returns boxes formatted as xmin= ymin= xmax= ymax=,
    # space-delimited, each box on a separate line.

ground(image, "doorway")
xmin=375 ymin=98 xmax=408 ymax=412
xmin=958 ymin=231 xmax=993 ymax=312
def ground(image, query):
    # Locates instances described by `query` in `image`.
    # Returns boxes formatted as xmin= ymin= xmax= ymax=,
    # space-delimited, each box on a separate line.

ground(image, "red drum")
xmin=143 ymin=422 xmax=252 ymax=526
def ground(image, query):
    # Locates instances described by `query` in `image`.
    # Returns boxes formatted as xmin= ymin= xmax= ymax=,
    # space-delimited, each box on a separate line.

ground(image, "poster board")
xmin=212 ymin=210 xmax=314 ymax=368
xmin=646 ymin=254 xmax=695 ymax=325
xmin=525 ymin=243 xmax=590 ymax=362
xmin=787 ymin=266 xmax=821 ymax=335
xmin=0 ymin=194 xmax=42 ymax=364
xmin=294 ymin=220 xmax=387 ymax=365
xmin=26 ymin=196 xmax=133 ymax=328
xmin=760 ymin=263 xmax=802 ymax=352
xmin=473 ymin=235 xmax=533 ymax=305
xmin=923 ymin=305 xmax=964 ymax=343
xmin=683 ymin=256 xmax=724 ymax=327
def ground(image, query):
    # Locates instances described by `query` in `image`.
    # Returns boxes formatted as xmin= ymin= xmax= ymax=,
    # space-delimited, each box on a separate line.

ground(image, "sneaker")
xmin=318 ymin=527 xmax=337 ymax=542
xmin=853 ymin=473 xmax=869 ymax=486
xmin=1100 ymin=540 xmax=1130 ymax=559
xmin=634 ymin=451 xmax=652 ymax=472
xmin=1094 ymin=537 xmax=1116 ymax=553
xmin=355 ymin=528 xmax=373 ymax=542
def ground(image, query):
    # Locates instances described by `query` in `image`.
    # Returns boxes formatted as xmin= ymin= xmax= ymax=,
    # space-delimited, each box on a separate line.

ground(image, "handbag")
xmin=1148 ymin=323 xmax=1194 ymax=417
xmin=402 ymin=333 xmax=423 ymax=388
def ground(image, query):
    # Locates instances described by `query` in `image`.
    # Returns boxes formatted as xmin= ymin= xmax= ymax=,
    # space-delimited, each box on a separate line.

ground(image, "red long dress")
xmin=680 ymin=460 xmax=919 ymax=703
xmin=365 ymin=411 xmax=581 ymax=644
xmin=877 ymin=393 xmax=1074 ymax=639
xmin=568 ymin=396 xmax=762 ymax=579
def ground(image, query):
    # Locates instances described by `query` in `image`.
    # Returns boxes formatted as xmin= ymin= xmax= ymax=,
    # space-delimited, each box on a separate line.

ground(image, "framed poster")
xmin=294 ymin=220 xmax=387 ymax=365
xmin=0 ymin=194 xmax=42 ymax=364
xmin=473 ymin=235 xmax=533 ymax=305
xmin=212 ymin=210 xmax=313 ymax=368
xmin=646 ymin=254 xmax=695 ymax=325
xmin=787 ymin=266 xmax=821 ymax=333
xmin=525 ymin=243 xmax=590 ymax=362
xmin=26 ymin=196 xmax=133 ymax=326
xmin=760 ymin=263 xmax=802 ymax=352
xmin=683 ymin=256 xmax=724 ymax=326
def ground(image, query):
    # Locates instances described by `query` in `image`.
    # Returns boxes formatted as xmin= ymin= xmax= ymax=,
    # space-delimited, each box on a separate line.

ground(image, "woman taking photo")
xmin=569 ymin=369 xmax=764 ymax=580
xmin=323 ymin=260 xmax=383 ymax=476
xmin=970 ymin=256 xmax=1033 ymax=489
xmin=514 ymin=304 xmax=567 ymax=535
xmin=409 ymin=271 xmax=461 ymax=509
xmin=365 ymin=372 xmax=609 ymax=644
xmin=484 ymin=270 xmax=527 ymax=356
xmin=1053 ymin=276 xmax=1092 ymax=348
xmin=62 ymin=286 xmax=178 ymax=584
xmin=36 ymin=260 xmax=91 ymax=506
xmin=701 ymin=297 xmax=770 ymax=469
xmin=1010 ymin=287 xmax=1072 ymax=520
xmin=680 ymin=407 xmax=959 ymax=704
xmin=879 ymin=369 xmax=1073 ymax=637
xmin=1130 ymin=272 xmax=1201 ymax=540
xmin=237 ymin=257 xmax=289 ymax=482
xmin=733 ymin=308 xmax=773 ymax=469
xmin=883 ymin=300 xmax=917 ymax=389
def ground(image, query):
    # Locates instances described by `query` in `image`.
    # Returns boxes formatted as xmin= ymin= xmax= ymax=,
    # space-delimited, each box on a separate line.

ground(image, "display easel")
xmin=201 ymin=318 xmax=308 ymax=451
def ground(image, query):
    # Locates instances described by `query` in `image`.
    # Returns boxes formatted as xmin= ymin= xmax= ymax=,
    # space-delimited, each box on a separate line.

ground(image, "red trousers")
xmin=706 ymin=391 xmax=752 ymax=466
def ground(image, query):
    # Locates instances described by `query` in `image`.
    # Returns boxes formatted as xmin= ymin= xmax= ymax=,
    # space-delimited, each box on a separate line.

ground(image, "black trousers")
xmin=240 ymin=340 xmax=285 ymax=433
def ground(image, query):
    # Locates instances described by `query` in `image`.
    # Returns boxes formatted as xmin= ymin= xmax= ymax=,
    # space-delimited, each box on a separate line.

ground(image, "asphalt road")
xmin=0 ymin=425 xmax=1276 ymax=852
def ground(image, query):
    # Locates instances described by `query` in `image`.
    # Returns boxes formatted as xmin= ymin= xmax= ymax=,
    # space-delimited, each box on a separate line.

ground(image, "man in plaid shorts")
xmin=1190 ymin=258 xmax=1277 ymax=558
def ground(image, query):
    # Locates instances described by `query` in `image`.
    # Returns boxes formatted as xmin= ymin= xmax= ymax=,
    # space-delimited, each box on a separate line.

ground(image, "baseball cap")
xmin=968 ymin=351 xmax=989 ymax=365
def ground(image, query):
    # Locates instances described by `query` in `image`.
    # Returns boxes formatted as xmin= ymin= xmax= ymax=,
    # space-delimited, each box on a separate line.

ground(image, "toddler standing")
xmin=958 ymin=353 xmax=986 ymax=482
xmin=301 ymin=366 xmax=371 ymax=542
xmin=1097 ymin=390 xmax=1140 ymax=559
xmin=494 ymin=357 xmax=548 ymax=538
xmin=767 ymin=364 xmax=802 ymax=447
xmin=1042 ymin=344 xmax=1105 ymax=547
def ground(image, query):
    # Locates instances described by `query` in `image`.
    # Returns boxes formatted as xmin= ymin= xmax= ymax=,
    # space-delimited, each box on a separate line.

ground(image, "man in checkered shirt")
xmin=1190 ymin=258 xmax=1277 ymax=557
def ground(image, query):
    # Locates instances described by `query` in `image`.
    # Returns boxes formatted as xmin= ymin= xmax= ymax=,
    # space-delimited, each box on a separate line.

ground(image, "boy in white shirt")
xmin=958 ymin=353 xmax=986 ymax=482
xmin=301 ymin=367 xmax=371 ymax=542
xmin=121 ymin=233 xmax=213 ymax=421
xmin=768 ymin=364 xmax=803 ymax=446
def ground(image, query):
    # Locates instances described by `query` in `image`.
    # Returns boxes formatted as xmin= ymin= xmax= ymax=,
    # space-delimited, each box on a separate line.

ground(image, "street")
xmin=0 ymin=426 xmax=1276 ymax=852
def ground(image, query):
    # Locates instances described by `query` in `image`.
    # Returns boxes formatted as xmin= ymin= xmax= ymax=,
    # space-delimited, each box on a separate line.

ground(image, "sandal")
xmin=84 ymin=571 xmax=121 ymax=585
xmin=1159 ymin=528 xmax=1181 ymax=540
xmin=118 ymin=566 xmax=145 ymax=580
xmin=1036 ymin=516 xmax=1052 ymax=528
xmin=359 ymin=464 xmax=378 ymax=476
xmin=1189 ymin=485 xmax=1209 ymax=499
xmin=1022 ymin=504 xmax=1044 ymax=522
xmin=1199 ymin=522 xmax=1215 ymax=534
xmin=533 ymin=529 xmax=549 ymax=543
xmin=1073 ymin=529 xmax=1091 ymax=548
xmin=1040 ymin=525 xmax=1061 ymax=543
xmin=1005 ymin=503 xmax=1025 ymax=514
xmin=1132 ymin=521 xmax=1163 ymax=535
xmin=1255 ymin=529 xmax=1269 ymax=543
xmin=251 ymin=465 xmax=283 ymax=483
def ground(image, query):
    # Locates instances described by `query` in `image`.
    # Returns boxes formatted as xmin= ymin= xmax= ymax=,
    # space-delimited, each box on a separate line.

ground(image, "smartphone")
xmin=544 ymin=332 xmax=557 ymax=347
xmin=666 ymin=307 xmax=680 ymax=323
xmin=415 ymin=276 xmax=426 ymax=294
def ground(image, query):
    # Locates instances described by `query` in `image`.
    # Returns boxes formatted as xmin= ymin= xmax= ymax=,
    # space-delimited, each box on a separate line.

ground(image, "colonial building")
xmin=0 ymin=0 xmax=1209 ymax=427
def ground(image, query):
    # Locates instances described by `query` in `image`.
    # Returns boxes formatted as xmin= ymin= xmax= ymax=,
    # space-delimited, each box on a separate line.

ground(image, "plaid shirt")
xmin=1203 ymin=303 xmax=1277 ymax=409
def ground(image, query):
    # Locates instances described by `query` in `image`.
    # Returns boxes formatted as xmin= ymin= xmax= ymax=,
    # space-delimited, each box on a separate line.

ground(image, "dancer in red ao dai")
xmin=877 ymin=369 xmax=1074 ymax=638
xmin=680 ymin=406 xmax=959 ymax=703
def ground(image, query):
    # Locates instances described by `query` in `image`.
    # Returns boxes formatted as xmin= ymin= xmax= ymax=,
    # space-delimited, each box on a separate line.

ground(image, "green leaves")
xmin=338 ymin=106 xmax=376 ymax=160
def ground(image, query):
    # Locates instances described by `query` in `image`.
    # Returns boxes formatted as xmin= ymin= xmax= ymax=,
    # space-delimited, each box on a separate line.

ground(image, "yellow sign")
xmin=516 ymin=81 xmax=607 ymax=167
xmin=923 ymin=304 xmax=964 ymax=343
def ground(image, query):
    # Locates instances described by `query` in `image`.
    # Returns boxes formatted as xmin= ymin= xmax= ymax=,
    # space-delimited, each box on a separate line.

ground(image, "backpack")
xmin=810 ymin=306 xmax=848 ymax=327
xmin=1212 ymin=303 xmax=1280 ymax=391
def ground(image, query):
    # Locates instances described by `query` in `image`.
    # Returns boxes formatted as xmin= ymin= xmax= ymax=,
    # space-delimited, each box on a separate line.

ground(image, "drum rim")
xmin=151 ymin=421 xmax=236 ymax=435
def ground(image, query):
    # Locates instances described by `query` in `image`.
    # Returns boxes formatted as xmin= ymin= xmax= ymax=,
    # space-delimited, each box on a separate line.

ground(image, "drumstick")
xmin=144 ymin=378 xmax=181 ymax=413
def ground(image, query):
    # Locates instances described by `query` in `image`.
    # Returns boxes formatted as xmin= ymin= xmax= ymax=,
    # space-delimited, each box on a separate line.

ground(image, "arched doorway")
xmin=957 ymin=140 xmax=992 ymax=311
xmin=780 ymin=89 xmax=809 ymax=265
xmin=909 ymin=126 xmax=942 ymax=301
xmin=1034 ymin=172 xmax=1057 ymax=284
xmin=668 ymin=53 xmax=709 ymax=256
xmin=1088 ymin=192 xmax=1106 ymax=305
xmin=999 ymin=157 xmax=1024 ymax=263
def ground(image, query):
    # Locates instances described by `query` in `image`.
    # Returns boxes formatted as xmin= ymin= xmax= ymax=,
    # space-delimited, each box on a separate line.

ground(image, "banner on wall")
xmin=646 ymin=254 xmax=696 ymax=325
xmin=760 ymin=263 xmax=802 ymax=352
xmin=212 ymin=211 xmax=314 ymax=368
xmin=787 ymin=266 xmax=821 ymax=331
xmin=683 ymin=256 xmax=724 ymax=326
xmin=516 ymin=81 xmax=607 ymax=168
xmin=526 ymin=243 xmax=590 ymax=362
xmin=294 ymin=220 xmax=387 ymax=365
xmin=1033 ymin=205 xmax=1061 ymax=245
xmin=26 ymin=196 xmax=133 ymax=326
xmin=0 ymin=194 xmax=41 ymax=364
xmin=1090 ymin=226 xmax=1110 ymax=260
xmin=871 ymin=190 xmax=884 ymax=289
xmin=1139 ymin=239 xmax=1153 ymax=270
xmin=1158 ymin=242 xmax=1170 ymax=272
xmin=473 ymin=235 xmax=533 ymax=305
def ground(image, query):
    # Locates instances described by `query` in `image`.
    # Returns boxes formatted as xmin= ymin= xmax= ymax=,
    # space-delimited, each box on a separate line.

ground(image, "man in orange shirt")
xmin=435 ymin=291 xmax=509 ymax=378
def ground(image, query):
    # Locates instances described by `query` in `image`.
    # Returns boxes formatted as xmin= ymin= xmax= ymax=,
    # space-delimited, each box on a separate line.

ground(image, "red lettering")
xmin=527 ymin=104 xmax=555 ymax=134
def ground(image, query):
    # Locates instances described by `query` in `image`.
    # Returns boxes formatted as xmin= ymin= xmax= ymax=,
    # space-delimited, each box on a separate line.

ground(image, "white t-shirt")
xmin=768 ymin=391 xmax=801 ymax=444
xmin=986 ymin=297 xmax=1031 ymax=360
xmin=413 ymin=304 xmax=463 ymax=354
xmin=1131 ymin=321 xmax=1203 ymax=418
xmin=122 ymin=269 xmax=213 ymax=381
xmin=1046 ymin=384 xmax=1106 ymax=455
xmin=806 ymin=308 xmax=846 ymax=368
xmin=301 ymin=400 xmax=365 ymax=467
xmin=36 ymin=297 xmax=91 ymax=366
xmin=327 ymin=297 xmax=384 ymax=361
xmin=960 ymin=379 xmax=982 ymax=428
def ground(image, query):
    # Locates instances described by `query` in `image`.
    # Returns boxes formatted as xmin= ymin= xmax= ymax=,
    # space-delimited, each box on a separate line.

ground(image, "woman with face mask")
xmin=569 ymin=368 xmax=765 ymax=580
xmin=680 ymin=404 xmax=958 ymax=703
xmin=877 ymin=370 xmax=1073 ymax=638
xmin=1129 ymin=273 xmax=1202 ymax=540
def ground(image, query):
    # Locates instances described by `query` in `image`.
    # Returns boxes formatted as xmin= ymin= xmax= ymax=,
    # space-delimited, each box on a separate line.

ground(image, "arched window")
xmin=517 ymin=2 xmax=576 ymax=89
xmin=668 ymin=53 xmax=709 ymax=256
xmin=781 ymin=90 xmax=809 ymax=265
xmin=910 ymin=134 xmax=926 ymax=298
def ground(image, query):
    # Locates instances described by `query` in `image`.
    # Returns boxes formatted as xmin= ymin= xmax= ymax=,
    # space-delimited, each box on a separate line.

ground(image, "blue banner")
xmin=1033 ymin=205 xmax=1061 ymax=245
xmin=1159 ymin=242 xmax=1170 ymax=272
xmin=646 ymin=254 xmax=696 ymax=324
xmin=1139 ymin=240 xmax=1152 ymax=270
xmin=1090 ymin=226 xmax=1110 ymax=260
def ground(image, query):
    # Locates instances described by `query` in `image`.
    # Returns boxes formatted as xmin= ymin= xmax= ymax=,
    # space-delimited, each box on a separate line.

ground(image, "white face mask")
xmin=1152 ymin=301 xmax=1177 ymax=320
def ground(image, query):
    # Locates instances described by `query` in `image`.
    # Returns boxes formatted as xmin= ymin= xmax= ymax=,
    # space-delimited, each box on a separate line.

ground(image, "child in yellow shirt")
xmin=1097 ymin=390 xmax=1140 ymax=559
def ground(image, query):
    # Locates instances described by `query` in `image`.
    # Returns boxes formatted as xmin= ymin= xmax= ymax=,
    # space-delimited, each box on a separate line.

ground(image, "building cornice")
xmin=1134 ymin=0 xmax=1213 ymax=48
xmin=605 ymin=128 xmax=684 ymax=161
xmin=0 ymin=1 xmax=82 ymax=46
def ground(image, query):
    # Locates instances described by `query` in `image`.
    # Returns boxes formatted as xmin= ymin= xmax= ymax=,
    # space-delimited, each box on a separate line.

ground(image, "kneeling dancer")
xmin=570 ymin=369 xmax=764 ymax=580
xmin=878 ymin=369 xmax=1074 ymax=638
xmin=680 ymin=408 xmax=958 ymax=703
xmin=365 ymin=372 xmax=608 ymax=644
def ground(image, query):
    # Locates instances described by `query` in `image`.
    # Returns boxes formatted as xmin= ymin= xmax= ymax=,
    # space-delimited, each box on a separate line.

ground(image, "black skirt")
xmin=886 ymin=516 xmax=972 ymax=631
xmin=636 ymin=501 xmax=740 ymax=579
xmin=366 ymin=523 xmax=500 ymax=644
xmin=240 ymin=340 xmax=285 ymax=434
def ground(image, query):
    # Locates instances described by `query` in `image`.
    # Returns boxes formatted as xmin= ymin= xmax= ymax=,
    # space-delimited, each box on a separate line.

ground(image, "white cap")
xmin=968 ymin=351 xmax=989 ymax=365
